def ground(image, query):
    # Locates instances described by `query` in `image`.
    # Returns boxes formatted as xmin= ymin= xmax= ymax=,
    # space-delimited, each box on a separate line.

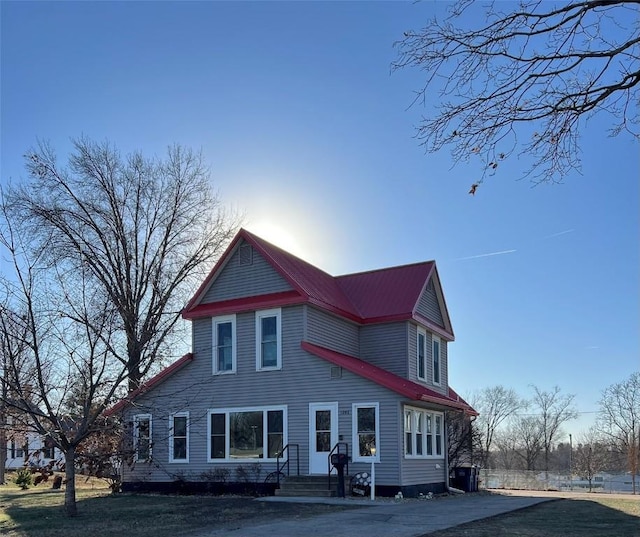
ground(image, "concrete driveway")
xmin=196 ymin=492 xmax=553 ymax=537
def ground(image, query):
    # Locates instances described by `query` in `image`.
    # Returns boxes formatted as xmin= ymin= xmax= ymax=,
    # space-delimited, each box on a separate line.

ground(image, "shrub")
xmin=14 ymin=468 xmax=33 ymax=490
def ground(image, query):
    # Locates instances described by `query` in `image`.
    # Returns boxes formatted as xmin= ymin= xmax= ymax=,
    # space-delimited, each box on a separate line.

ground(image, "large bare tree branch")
xmin=393 ymin=0 xmax=640 ymax=187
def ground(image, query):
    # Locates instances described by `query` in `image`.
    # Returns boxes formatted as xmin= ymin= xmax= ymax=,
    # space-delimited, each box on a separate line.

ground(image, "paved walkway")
xmin=197 ymin=492 xmax=553 ymax=537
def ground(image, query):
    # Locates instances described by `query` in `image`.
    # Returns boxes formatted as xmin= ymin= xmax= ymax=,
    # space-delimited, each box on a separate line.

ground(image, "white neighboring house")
xmin=4 ymin=414 xmax=59 ymax=469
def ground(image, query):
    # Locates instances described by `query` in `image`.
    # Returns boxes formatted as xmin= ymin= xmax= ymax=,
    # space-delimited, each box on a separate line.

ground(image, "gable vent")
xmin=238 ymin=244 xmax=253 ymax=266
xmin=330 ymin=366 xmax=342 ymax=379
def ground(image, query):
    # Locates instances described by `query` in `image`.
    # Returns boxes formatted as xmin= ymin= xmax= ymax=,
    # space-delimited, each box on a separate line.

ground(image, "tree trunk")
xmin=127 ymin=341 xmax=143 ymax=392
xmin=64 ymin=447 xmax=78 ymax=517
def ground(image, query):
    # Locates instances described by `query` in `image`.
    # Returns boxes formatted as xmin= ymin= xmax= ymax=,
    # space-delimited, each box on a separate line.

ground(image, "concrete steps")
xmin=275 ymin=475 xmax=343 ymax=497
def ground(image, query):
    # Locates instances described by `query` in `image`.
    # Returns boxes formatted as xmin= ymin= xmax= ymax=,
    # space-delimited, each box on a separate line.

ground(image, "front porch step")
xmin=275 ymin=475 xmax=346 ymax=498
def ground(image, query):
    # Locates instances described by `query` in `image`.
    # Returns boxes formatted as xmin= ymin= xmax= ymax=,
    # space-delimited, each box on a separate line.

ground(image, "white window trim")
xmin=213 ymin=314 xmax=237 ymax=375
xmin=432 ymin=335 xmax=442 ymax=386
xmin=207 ymin=405 xmax=288 ymax=463
xmin=255 ymin=308 xmax=282 ymax=371
xmin=352 ymin=402 xmax=380 ymax=462
xmin=417 ymin=327 xmax=427 ymax=381
xmin=403 ymin=406 xmax=444 ymax=459
xmin=169 ymin=412 xmax=190 ymax=463
xmin=133 ymin=414 xmax=152 ymax=462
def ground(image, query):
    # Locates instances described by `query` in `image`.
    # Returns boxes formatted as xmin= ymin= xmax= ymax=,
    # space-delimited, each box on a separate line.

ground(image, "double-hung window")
xmin=352 ymin=403 xmax=379 ymax=462
xmin=213 ymin=315 xmax=236 ymax=374
xmin=256 ymin=309 xmax=281 ymax=370
xmin=432 ymin=335 xmax=441 ymax=385
xmin=170 ymin=412 xmax=189 ymax=463
xmin=134 ymin=414 xmax=152 ymax=462
xmin=404 ymin=407 xmax=443 ymax=458
xmin=417 ymin=328 xmax=427 ymax=381
xmin=208 ymin=406 xmax=286 ymax=462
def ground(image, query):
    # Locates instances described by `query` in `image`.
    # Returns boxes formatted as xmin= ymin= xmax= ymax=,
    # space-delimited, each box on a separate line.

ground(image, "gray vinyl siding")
xmin=359 ymin=323 xmax=408 ymax=377
xmin=305 ymin=306 xmax=359 ymax=356
xmin=407 ymin=324 xmax=448 ymax=395
xmin=415 ymin=281 xmax=444 ymax=327
xmin=121 ymin=305 xmax=420 ymax=487
xmin=201 ymin=240 xmax=292 ymax=303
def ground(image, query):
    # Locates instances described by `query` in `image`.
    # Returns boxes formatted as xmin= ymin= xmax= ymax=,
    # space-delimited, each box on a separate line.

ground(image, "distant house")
xmin=109 ymin=229 xmax=476 ymax=496
xmin=3 ymin=413 xmax=59 ymax=470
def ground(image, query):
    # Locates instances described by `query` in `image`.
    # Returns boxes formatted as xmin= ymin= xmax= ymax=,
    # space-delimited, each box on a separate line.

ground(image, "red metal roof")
xmin=105 ymin=353 xmax=194 ymax=415
xmin=336 ymin=262 xmax=434 ymax=320
xmin=183 ymin=229 xmax=452 ymax=339
xmin=301 ymin=341 xmax=477 ymax=415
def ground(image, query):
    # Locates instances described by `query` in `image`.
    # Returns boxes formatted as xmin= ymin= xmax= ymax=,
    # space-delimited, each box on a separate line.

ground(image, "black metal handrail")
xmin=275 ymin=443 xmax=299 ymax=487
xmin=327 ymin=442 xmax=349 ymax=490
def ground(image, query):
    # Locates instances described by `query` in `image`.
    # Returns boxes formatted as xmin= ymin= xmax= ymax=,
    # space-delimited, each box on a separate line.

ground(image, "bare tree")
xmin=447 ymin=411 xmax=481 ymax=468
xmin=8 ymin=137 xmax=238 ymax=391
xmin=531 ymin=385 xmax=578 ymax=476
xmin=471 ymin=385 xmax=526 ymax=467
xmin=512 ymin=416 xmax=544 ymax=471
xmin=493 ymin=427 xmax=520 ymax=470
xmin=393 ymin=1 xmax=640 ymax=187
xmin=0 ymin=212 xmax=130 ymax=516
xmin=599 ymin=372 xmax=640 ymax=494
xmin=573 ymin=426 xmax=610 ymax=492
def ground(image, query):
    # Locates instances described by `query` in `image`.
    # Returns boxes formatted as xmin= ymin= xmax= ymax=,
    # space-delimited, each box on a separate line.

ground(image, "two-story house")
xmin=110 ymin=229 xmax=476 ymax=496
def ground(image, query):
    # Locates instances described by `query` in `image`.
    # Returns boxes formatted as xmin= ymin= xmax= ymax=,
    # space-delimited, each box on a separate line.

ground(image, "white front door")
xmin=309 ymin=402 xmax=338 ymax=475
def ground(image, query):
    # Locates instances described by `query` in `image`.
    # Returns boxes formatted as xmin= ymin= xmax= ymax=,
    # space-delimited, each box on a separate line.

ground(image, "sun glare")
xmin=247 ymin=221 xmax=311 ymax=262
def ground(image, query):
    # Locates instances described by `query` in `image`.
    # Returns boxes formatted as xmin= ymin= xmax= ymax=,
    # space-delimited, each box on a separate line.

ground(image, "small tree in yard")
xmin=573 ymin=427 xmax=609 ymax=493
xmin=0 ymin=214 xmax=129 ymax=516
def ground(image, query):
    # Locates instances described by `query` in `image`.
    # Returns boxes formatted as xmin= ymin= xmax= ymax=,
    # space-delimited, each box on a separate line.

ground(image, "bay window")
xmin=404 ymin=407 xmax=444 ymax=458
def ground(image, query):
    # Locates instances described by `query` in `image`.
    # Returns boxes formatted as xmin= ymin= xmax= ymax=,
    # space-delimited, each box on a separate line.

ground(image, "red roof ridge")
xmin=335 ymin=259 xmax=435 ymax=280
xmin=105 ymin=353 xmax=194 ymax=415
xmin=301 ymin=341 xmax=477 ymax=415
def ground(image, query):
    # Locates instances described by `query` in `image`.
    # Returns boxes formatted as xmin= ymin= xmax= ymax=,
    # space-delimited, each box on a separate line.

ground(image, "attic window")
xmin=238 ymin=244 xmax=253 ymax=266
xmin=427 ymin=279 xmax=434 ymax=292
xmin=330 ymin=366 xmax=342 ymax=379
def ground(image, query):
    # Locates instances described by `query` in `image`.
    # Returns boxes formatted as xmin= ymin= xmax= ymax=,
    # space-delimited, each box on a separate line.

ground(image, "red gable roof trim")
xmin=412 ymin=313 xmax=454 ymax=341
xmin=301 ymin=341 xmax=477 ymax=415
xmin=183 ymin=291 xmax=304 ymax=320
xmin=105 ymin=353 xmax=194 ymax=416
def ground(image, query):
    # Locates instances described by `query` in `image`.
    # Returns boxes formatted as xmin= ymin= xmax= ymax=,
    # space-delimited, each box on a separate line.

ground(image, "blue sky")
xmin=2 ymin=1 xmax=638 ymax=437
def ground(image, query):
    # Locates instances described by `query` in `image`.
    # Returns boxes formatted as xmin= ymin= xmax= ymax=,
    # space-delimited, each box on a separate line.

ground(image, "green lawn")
xmin=427 ymin=496 xmax=640 ymax=537
xmin=0 ymin=480 xmax=351 ymax=537
xmin=1 ymin=479 xmax=639 ymax=537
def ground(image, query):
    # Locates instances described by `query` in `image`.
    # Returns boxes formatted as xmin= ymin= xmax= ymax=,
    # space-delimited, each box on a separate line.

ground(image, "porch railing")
xmin=275 ymin=443 xmax=299 ymax=488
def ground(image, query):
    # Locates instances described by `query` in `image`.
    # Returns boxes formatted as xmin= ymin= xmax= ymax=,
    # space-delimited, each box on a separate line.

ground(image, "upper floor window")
xmin=213 ymin=315 xmax=236 ymax=374
xmin=417 ymin=328 xmax=427 ymax=381
xmin=256 ymin=308 xmax=282 ymax=370
xmin=170 ymin=412 xmax=189 ymax=463
xmin=133 ymin=414 xmax=152 ymax=462
xmin=432 ymin=335 xmax=441 ymax=385
xmin=352 ymin=403 xmax=379 ymax=462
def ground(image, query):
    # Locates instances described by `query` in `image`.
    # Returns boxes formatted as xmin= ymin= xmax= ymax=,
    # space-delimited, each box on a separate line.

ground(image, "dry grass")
xmin=426 ymin=495 xmax=640 ymax=537
xmin=0 ymin=477 xmax=352 ymax=537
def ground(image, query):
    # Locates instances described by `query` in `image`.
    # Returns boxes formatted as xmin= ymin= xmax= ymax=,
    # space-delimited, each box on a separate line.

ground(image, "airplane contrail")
xmin=457 ymin=249 xmax=517 ymax=261
xmin=543 ymin=229 xmax=574 ymax=239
